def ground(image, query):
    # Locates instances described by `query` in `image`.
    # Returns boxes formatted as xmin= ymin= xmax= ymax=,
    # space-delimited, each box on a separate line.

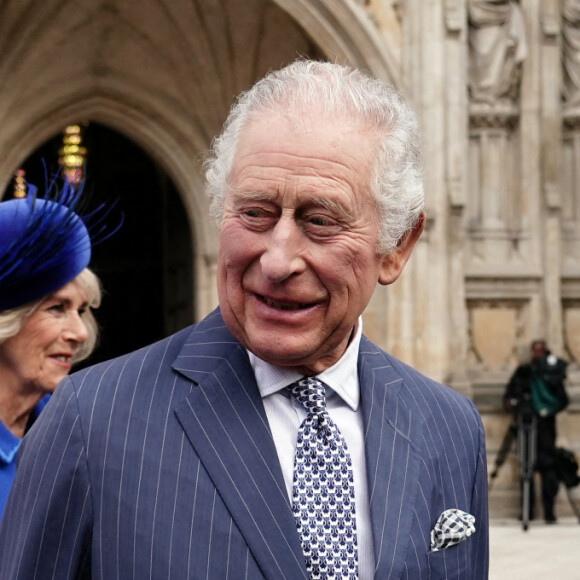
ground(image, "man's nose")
xmin=260 ymin=217 xmax=306 ymax=282
xmin=63 ymin=312 xmax=89 ymax=345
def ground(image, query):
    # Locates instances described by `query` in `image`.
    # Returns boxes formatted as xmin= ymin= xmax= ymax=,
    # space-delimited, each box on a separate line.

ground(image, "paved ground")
xmin=490 ymin=517 xmax=580 ymax=579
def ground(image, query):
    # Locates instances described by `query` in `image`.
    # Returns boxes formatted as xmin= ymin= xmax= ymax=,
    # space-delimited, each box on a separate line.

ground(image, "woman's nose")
xmin=64 ymin=312 xmax=89 ymax=344
xmin=260 ymin=217 xmax=306 ymax=282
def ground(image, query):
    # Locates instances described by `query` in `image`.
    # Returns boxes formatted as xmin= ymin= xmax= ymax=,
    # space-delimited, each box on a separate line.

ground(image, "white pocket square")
xmin=430 ymin=509 xmax=476 ymax=552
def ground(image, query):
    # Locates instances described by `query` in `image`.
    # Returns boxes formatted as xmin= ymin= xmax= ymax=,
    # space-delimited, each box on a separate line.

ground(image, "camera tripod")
xmin=489 ymin=408 xmax=537 ymax=530
xmin=490 ymin=404 xmax=580 ymax=530
xmin=517 ymin=408 xmax=537 ymax=531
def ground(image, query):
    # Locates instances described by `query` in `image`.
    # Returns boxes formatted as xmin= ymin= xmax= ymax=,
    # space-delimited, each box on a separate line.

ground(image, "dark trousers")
xmin=535 ymin=416 xmax=559 ymax=520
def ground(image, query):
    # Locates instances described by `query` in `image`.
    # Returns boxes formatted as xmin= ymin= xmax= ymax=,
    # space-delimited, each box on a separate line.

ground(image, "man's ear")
xmin=378 ymin=211 xmax=425 ymax=286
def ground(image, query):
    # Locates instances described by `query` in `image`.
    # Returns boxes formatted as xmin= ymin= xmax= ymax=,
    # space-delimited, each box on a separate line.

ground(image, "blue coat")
xmin=0 ymin=308 xmax=489 ymax=579
xmin=0 ymin=394 xmax=50 ymax=520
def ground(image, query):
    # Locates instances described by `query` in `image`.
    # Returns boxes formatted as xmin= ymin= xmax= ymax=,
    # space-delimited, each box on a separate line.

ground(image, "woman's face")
xmin=0 ymin=280 xmax=90 ymax=395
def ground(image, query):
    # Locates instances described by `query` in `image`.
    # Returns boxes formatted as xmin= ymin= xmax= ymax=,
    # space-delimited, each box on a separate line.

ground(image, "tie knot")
xmin=289 ymin=376 xmax=327 ymax=415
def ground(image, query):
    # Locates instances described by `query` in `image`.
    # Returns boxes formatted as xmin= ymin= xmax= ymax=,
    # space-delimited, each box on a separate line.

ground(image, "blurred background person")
xmin=0 ymin=181 xmax=104 ymax=519
xmin=503 ymin=339 xmax=569 ymax=523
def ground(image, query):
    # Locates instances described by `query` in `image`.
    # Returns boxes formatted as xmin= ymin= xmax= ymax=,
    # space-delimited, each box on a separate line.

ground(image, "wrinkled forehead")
xmin=230 ymin=111 xmax=381 ymax=201
xmin=236 ymin=107 xmax=381 ymax=169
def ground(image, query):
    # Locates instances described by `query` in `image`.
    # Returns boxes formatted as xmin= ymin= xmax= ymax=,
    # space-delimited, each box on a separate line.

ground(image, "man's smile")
xmin=257 ymin=294 xmax=314 ymax=311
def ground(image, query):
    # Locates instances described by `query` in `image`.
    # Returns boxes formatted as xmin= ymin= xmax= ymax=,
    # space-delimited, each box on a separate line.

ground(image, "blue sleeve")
xmin=0 ymin=378 xmax=92 ymax=579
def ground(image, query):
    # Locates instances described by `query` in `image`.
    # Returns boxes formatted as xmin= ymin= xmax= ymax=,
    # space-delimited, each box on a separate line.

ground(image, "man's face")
xmin=531 ymin=341 xmax=547 ymax=360
xmin=217 ymin=111 xmax=421 ymax=375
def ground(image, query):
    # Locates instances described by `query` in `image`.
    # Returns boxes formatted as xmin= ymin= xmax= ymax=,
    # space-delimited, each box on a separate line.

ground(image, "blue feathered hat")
xmin=0 ymin=178 xmax=113 ymax=311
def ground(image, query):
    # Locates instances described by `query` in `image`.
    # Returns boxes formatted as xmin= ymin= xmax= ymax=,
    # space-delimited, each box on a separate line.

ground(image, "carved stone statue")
xmin=468 ymin=0 xmax=527 ymax=104
xmin=562 ymin=0 xmax=580 ymax=107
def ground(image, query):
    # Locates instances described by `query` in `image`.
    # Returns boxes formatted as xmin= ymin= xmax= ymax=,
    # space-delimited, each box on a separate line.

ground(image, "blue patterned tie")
xmin=290 ymin=377 xmax=358 ymax=579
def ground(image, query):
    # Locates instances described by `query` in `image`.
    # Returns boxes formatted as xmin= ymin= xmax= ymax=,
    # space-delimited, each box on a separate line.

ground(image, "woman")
xmin=0 ymin=182 xmax=104 ymax=518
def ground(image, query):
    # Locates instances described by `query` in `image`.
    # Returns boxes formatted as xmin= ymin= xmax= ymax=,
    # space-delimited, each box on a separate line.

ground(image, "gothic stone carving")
xmin=468 ymin=0 xmax=527 ymax=104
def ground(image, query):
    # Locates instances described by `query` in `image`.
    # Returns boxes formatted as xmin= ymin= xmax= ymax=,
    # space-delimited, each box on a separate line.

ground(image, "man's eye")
xmin=308 ymin=216 xmax=331 ymax=226
xmin=302 ymin=214 xmax=342 ymax=238
xmin=244 ymin=209 xmax=263 ymax=218
xmin=304 ymin=213 xmax=339 ymax=228
xmin=238 ymin=207 xmax=277 ymax=230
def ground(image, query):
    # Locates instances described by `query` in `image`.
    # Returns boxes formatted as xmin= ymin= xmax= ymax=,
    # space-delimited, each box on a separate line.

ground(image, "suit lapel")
xmin=358 ymin=338 xmax=422 ymax=580
xmin=172 ymin=316 xmax=307 ymax=579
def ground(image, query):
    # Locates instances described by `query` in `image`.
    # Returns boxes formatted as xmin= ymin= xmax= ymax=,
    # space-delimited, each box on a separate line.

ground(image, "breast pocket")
xmin=426 ymin=546 xmax=470 ymax=580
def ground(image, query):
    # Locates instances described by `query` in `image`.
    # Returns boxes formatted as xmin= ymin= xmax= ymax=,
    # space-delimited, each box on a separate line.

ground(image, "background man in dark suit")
xmin=0 ymin=59 xmax=489 ymax=579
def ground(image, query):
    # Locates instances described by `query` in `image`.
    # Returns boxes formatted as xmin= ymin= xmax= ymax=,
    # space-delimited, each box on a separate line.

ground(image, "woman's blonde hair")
xmin=0 ymin=267 xmax=102 ymax=364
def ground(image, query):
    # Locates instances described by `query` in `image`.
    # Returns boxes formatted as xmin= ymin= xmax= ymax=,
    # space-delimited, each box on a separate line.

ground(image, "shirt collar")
xmin=0 ymin=419 xmax=21 ymax=464
xmin=248 ymin=318 xmax=362 ymax=411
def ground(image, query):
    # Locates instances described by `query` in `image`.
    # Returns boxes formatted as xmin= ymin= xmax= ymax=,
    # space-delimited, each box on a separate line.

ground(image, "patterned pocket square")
xmin=430 ymin=509 xmax=476 ymax=552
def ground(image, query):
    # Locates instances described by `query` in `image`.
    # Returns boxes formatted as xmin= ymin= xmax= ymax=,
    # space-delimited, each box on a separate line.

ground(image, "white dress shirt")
xmin=248 ymin=319 xmax=376 ymax=580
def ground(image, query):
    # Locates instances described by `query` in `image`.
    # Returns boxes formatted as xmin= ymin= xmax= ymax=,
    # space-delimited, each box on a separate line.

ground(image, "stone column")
xmin=394 ymin=0 xmax=451 ymax=382
xmin=562 ymin=0 xmax=580 ymax=365
xmin=541 ymin=0 xmax=564 ymax=353
xmin=445 ymin=0 xmax=472 ymax=396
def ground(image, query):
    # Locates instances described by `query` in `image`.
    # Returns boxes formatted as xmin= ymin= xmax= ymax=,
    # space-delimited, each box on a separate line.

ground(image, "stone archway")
xmin=273 ymin=0 xmax=401 ymax=86
xmin=0 ymin=0 xmax=401 ymax=342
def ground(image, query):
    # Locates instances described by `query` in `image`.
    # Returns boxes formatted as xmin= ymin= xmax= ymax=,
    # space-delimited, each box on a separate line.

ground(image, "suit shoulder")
xmin=72 ymin=309 xmax=229 ymax=381
xmin=67 ymin=309 xmax=236 ymax=392
xmin=360 ymin=336 xmax=477 ymax=413
xmin=73 ymin=323 xmax=194 ymax=379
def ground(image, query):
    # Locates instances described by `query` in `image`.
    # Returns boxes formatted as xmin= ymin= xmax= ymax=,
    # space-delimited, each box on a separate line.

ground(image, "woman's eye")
xmin=48 ymin=303 xmax=65 ymax=313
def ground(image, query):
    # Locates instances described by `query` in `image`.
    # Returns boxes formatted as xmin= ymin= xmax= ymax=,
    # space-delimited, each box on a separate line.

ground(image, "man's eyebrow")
xmin=227 ymin=187 xmax=272 ymax=203
xmin=227 ymin=187 xmax=356 ymax=220
xmin=310 ymin=195 xmax=355 ymax=221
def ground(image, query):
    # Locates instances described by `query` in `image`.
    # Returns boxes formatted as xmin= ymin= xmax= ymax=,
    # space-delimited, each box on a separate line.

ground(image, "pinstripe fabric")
xmin=0 ymin=309 xmax=488 ymax=579
xmin=358 ymin=337 xmax=489 ymax=579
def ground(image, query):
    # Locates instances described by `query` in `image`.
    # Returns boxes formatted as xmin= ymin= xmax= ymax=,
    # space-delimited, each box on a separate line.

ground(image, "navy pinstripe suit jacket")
xmin=0 ymin=308 xmax=489 ymax=579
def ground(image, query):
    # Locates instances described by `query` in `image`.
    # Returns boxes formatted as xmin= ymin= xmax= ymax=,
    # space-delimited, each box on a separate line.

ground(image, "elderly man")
xmin=0 ymin=60 xmax=488 ymax=579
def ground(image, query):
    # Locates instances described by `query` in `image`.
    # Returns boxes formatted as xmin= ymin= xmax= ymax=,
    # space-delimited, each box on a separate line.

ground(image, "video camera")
xmin=504 ymin=381 xmax=535 ymax=423
xmin=535 ymin=354 xmax=567 ymax=388
xmin=505 ymin=390 xmax=534 ymax=421
xmin=504 ymin=354 xmax=567 ymax=419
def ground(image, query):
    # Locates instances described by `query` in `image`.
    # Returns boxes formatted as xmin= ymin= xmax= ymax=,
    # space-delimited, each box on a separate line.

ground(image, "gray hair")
xmin=0 ymin=267 xmax=102 ymax=364
xmin=205 ymin=59 xmax=425 ymax=255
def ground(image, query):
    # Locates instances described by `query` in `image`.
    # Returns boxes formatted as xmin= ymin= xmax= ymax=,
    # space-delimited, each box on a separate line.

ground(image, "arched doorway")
xmin=6 ymin=123 xmax=194 ymax=366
